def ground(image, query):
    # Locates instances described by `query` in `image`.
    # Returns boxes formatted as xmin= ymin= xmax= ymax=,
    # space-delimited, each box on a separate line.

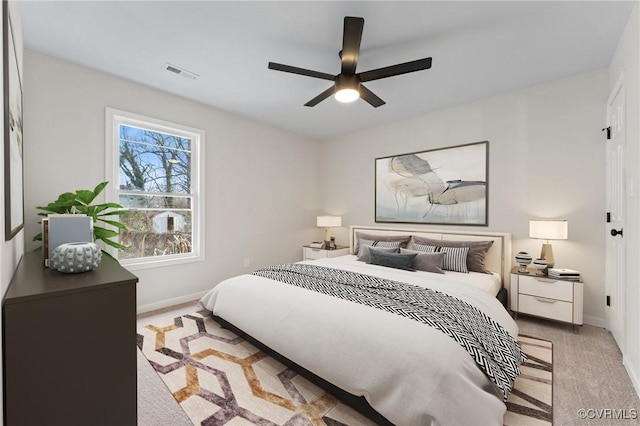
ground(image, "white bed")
xmin=199 ymin=226 xmax=519 ymax=425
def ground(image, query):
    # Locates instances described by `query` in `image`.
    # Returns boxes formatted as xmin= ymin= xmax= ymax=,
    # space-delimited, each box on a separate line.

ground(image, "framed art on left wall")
xmin=4 ymin=0 xmax=23 ymax=240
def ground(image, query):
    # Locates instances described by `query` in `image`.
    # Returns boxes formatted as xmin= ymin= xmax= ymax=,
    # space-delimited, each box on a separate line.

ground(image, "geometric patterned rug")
xmin=137 ymin=312 xmax=553 ymax=426
xmin=504 ymin=335 xmax=553 ymax=425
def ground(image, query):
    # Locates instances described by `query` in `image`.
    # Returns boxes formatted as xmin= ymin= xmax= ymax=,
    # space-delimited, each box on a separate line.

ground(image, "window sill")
xmin=119 ymin=253 xmax=204 ymax=271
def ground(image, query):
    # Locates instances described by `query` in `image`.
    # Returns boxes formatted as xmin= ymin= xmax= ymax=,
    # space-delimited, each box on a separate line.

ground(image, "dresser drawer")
xmin=519 ymin=275 xmax=573 ymax=302
xmin=518 ymin=294 xmax=573 ymax=323
xmin=304 ymin=247 xmax=328 ymax=260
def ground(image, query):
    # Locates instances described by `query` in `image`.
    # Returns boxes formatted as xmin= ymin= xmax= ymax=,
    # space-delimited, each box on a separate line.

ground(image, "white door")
xmin=605 ymin=76 xmax=626 ymax=351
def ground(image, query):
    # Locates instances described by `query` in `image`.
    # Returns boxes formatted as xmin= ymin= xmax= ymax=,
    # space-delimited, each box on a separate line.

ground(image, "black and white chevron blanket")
xmin=252 ymin=263 xmax=526 ymax=402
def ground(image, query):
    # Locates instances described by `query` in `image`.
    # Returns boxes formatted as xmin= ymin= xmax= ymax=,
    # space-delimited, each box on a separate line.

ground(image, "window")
xmin=105 ymin=108 xmax=204 ymax=269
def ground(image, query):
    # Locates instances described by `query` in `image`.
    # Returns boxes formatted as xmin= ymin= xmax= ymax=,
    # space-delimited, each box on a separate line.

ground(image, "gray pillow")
xmin=400 ymin=249 xmax=445 ymax=274
xmin=356 ymin=245 xmax=398 ymax=263
xmin=354 ymin=232 xmax=411 ymax=254
xmin=413 ymin=244 xmax=469 ymax=273
xmin=369 ymin=250 xmax=417 ymax=271
xmin=412 ymin=236 xmax=494 ymax=274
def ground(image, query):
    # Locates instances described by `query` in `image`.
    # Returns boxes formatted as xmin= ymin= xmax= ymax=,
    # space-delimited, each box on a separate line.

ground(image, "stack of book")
xmin=547 ymin=268 xmax=581 ymax=280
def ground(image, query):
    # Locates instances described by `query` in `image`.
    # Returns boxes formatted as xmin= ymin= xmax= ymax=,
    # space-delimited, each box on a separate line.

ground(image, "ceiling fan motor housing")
xmin=335 ymin=74 xmax=360 ymax=92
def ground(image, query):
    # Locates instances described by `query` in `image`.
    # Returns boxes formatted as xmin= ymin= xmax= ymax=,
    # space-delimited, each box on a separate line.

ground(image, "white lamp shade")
xmin=529 ymin=219 xmax=568 ymax=240
xmin=317 ymin=215 xmax=342 ymax=228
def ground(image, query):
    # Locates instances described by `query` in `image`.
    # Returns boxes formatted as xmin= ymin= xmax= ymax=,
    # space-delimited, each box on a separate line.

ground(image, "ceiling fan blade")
xmin=268 ymin=62 xmax=335 ymax=81
xmin=359 ymin=84 xmax=385 ymax=108
xmin=304 ymin=86 xmax=336 ymax=107
xmin=358 ymin=57 xmax=432 ymax=82
xmin=341 ymin=17 xmax=364 ymax=75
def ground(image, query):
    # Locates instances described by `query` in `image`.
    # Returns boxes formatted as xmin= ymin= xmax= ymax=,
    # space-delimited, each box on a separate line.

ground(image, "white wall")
xmin=23 ymin=51 xmax=321 ymax=312
xmin=320 ymin=69 xmax=608 ymax=326
xmin=609 ymin=2 xmax=640 ymax=397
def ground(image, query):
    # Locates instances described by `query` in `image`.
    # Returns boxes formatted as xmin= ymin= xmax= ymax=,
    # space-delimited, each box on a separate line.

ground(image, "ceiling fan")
xmin=268 ymin=16 xmax=432 ymax=108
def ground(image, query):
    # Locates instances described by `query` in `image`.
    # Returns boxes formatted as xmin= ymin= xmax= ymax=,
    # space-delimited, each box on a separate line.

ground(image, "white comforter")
xmin=199 ymin=255 xmax=519 ymax=426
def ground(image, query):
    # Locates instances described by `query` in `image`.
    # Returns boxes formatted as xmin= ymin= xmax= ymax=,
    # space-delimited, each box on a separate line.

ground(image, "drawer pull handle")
xmin=534 ymin=278 xmax=557 ymax=283
xmin=534 ymin=297 xmax=557 ymax=303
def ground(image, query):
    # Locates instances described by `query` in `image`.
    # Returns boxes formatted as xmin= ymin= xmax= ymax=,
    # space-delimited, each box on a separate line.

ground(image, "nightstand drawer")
xmin=304 ymin=247 xmax=328 ymax=260
xmin=303 ymin=246 xmax=350 ymax=260
xmin=518 ymin=294 xmax=573 ymax=322
xmin=519 ymin=275 xmax=573 ymax=302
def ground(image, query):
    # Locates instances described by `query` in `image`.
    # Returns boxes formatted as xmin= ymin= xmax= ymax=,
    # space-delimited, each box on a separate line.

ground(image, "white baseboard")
xmin=624 ymin=357 xmax=640 ymax=399
xmin=136 ymin=290 xmax=209 ymax=314
xmin=583 ymin=315 xmax=606 ymax=328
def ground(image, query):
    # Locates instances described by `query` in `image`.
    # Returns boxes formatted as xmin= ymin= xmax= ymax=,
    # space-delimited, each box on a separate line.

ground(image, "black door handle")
xmin=611 ymin=228 xmax=623 ymax=237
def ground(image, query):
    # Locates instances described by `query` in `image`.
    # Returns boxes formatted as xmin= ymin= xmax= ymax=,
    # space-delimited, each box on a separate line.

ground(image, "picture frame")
xmin=375 ymin=141 xmax=488 ymax=226
xmin=4 ymin=0 xmax=24 ymax=240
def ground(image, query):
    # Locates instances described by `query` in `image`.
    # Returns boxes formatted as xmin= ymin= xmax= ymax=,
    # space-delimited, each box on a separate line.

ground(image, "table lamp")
xmin=317 ymin=215 xmax=341 ymax=249
xmin=529 ymin=219 xmax=568 ymax=268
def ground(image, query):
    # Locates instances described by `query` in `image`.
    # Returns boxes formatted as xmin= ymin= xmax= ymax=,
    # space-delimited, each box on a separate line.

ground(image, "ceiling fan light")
xmin=335 ymin=88 xmax=360 ymax=103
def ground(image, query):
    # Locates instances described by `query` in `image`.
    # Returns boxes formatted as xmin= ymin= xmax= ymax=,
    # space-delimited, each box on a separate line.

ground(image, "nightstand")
xmin=303 ymin=245 xmax=350 ymax=260
xmin=510 ymin=266 xmax=584 ymax=332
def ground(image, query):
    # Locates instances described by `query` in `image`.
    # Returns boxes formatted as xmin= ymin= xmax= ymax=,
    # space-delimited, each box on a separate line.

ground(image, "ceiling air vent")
xmin=162 ymin=63 xmax=199 ymax=80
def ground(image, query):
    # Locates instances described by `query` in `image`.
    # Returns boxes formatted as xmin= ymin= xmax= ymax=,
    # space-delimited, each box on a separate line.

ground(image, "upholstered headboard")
xmin=350 ymin=225 xmax=512 ymax=289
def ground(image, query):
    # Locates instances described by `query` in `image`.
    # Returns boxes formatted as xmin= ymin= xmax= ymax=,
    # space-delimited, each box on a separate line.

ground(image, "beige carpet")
xmin=138 ymin=309 xmax=552 ymax=425
xmin=517 ymin=316 xmax=640 ymax=426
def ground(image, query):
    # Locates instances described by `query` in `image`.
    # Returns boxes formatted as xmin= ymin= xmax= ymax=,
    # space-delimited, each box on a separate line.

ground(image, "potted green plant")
xmin=33 ymin=181 xmax=127 ymax=258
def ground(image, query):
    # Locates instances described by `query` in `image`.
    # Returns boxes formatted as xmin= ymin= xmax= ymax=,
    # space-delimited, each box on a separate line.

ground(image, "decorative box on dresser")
xmin=2 ymin=252 xmax=138 ymax=426
xmin=302 ymin=245 xmax=350 ymax=260
xmin=510 ymin=266 xmax=583 ymax=332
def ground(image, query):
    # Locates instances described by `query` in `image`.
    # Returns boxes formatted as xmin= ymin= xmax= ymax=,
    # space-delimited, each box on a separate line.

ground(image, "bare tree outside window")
xmin=117 ymin=125 xmax=193 ymax=259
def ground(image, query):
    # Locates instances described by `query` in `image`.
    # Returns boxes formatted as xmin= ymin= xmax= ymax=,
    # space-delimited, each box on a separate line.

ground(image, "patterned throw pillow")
xmin=413 ymin=244 xmax=469 ymax=273
xmin=411 ymin=243 xmax=437 ymax=253
xmin=439 ymin=246 xmax=470 ymax=273
xmin=369 ymin=250 xmax=417 ymax=271
xmin=353 ymin=233 xmax=411 ymax=254
xmin=359 ymin=239 xmax=403 ymax=250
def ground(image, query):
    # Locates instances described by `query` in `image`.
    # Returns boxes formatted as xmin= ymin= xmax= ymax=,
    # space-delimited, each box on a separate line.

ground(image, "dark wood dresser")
xmin=2 ymin=252 xmax=138 ymax=425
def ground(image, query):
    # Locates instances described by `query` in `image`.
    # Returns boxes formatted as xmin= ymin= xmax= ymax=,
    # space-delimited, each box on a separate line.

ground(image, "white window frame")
xmin=105 ymin=107 xmax=205 ymax=270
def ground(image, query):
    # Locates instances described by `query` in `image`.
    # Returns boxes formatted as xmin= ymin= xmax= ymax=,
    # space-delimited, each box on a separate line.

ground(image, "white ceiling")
xmin=21 ymin=1 xmax=635 ymax=140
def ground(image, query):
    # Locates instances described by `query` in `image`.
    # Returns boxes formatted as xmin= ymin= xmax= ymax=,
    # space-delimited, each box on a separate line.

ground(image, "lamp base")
xmin=540 ymin=243 xmax=555 ymax=268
